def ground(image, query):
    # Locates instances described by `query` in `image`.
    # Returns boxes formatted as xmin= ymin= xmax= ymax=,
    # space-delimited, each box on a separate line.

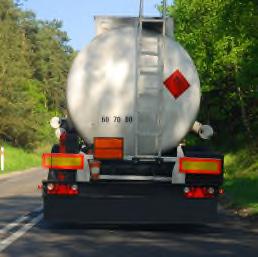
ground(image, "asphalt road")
xmin=0 ymin=169 xmax=258 ymax=257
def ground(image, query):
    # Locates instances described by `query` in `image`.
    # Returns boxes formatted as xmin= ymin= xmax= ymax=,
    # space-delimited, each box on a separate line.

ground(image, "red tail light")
xmin=219 ymin=188 xmax=224 ymax=195
xmin=184 ymin=187 xmax=215 ymax=199
xmin=47 ymin=184 xmax=79 ymax=195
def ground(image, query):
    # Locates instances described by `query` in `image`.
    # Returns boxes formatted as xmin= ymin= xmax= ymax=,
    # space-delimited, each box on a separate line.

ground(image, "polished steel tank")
xmin=67 ymin=17 xmax=201 ymax=155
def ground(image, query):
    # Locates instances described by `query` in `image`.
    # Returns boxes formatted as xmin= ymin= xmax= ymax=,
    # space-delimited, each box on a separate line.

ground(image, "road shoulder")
xmin=0 ymin=168 xmax=40 ymax=181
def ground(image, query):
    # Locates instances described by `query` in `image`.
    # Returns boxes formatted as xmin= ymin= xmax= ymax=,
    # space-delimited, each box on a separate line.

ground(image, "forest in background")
xmin=0 ymin=0 xmax=257 ymax=151
xmin=0 ymin=0 xmax=75 ymax=149
xmin=168 ymin=0 xmax=258 ymax=214
xmin=169 ymin=0 xmax=257 ymax=151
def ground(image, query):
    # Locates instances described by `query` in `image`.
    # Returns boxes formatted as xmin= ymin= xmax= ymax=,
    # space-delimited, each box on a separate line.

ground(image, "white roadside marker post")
xmin=1 ymin=146 xmax=4 ymax=172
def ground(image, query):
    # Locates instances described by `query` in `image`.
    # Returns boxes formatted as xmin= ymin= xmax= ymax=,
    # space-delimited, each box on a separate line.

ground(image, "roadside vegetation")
xmin=0 ymin=0 xmax=75 ymax=150
xmin=224 ymin=149 xmax=258 ymax=215
xmin=169 ymin=0 xmax=258 ymax=216
xmin=0 ymin=143 xmax=41 ymax=174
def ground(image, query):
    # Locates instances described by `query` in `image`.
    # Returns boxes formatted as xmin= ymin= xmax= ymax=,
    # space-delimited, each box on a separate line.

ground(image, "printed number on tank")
xmin=101 ymin=116 xmax=133 ymax=123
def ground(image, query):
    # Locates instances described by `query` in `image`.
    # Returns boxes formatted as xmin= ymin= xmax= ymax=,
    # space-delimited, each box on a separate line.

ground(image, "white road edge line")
xmin=0 ymin=216 xmax=29 ymax=235
xmin=0 ymin=213 xmax=43 ymax=252
xmin=0 ymin=206 xmax=43 ymax=235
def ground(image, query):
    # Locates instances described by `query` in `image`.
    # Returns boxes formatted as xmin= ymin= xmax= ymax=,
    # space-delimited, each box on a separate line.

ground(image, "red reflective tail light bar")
xmin=184 ymin=187 xmax=215 ymax=199
xmin=46 ymin=183 xmax=79 ymax=195
xmin=179 ymin=157 xmax=222 ymax=175
xmin=42 ymin=153 xmax=84 ymax=170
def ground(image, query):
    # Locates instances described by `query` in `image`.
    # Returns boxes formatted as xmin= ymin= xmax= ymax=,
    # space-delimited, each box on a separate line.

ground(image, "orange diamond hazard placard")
xmin=164 ymin=69 xmax=190 ymax=99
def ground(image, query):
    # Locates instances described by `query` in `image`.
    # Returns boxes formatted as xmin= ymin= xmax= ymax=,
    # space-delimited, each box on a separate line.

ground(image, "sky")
xmin=22 ymin=0 xmax=173 ymax=50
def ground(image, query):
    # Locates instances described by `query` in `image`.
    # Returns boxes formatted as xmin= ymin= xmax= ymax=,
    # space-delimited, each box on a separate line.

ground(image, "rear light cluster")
xmin=183 ymin=186 xmax=222 ymax=198
xmin=46 ymin=183 xmax=79 ymax=195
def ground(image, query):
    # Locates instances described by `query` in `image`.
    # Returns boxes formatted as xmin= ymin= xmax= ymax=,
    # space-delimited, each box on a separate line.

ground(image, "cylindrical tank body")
xmin=67 ymin=19 xmax=201 ymax=155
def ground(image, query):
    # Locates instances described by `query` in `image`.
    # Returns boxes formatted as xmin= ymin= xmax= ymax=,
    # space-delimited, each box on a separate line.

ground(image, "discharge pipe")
xmin=192 ymin=121 xmax=214 ymax=140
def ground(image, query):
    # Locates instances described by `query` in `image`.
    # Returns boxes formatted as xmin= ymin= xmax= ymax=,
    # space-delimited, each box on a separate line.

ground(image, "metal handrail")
xmin=162 ymin=0 xmax=167 ymax=18
xmin=139 ymin=0 xmax=167 ymax=18
xmin=139 ymin=0 xmax=144 ymax=18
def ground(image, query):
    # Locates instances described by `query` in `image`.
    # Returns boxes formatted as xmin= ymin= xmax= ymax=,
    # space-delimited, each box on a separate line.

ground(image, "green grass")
xmin=224 ymin=148 xmax=258 ymax=215
xmin=0 ymin=143 xmax=50 ymax=174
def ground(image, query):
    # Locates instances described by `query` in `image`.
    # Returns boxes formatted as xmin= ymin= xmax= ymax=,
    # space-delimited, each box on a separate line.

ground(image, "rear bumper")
xmin=43 ymin=181 xmax=218 ymax=224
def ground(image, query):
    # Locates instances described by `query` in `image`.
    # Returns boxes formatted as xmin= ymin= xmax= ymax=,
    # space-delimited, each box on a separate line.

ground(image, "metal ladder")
xmin=134 ymin=0 xmax=167 ymax=157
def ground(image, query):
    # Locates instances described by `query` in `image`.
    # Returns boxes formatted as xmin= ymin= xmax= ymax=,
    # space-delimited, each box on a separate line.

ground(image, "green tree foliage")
xmin=169 ymin=0 xmax=258 ymax=147
xmin=0 ymin=0 xmax=74 ymax=148
xmin=29 ymin=19 xmax=74 ymax=110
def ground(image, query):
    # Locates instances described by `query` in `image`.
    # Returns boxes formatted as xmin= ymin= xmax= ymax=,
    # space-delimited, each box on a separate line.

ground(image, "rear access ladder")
xmin=134 ymin=0 xmax=167 ymax=157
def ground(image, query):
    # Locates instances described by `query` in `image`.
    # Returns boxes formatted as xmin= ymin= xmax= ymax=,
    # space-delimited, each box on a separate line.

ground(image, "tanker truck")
xmin=41 ymin=1 xmax=224 ymax=224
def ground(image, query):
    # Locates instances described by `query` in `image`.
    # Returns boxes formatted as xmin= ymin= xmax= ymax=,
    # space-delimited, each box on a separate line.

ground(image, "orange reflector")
xmin=42 ymin=153 xmax=84 ymax=170
xmin=94 ymin=137 xmax=124 ymax=160
xmin=179 ymin=157 xmax=222 ymax=175
xmin=95 ymin=138 xmax=123 ymax=149
xmin=89 ymin=160 xmax=101 ymax=180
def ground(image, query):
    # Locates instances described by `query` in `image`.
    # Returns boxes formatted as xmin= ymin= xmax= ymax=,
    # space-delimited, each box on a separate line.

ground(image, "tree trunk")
xmin=237 ymin=86 xmax=256 ymax=151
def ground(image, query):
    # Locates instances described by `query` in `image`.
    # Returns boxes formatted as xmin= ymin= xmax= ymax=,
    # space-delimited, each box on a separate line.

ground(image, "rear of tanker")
xmin=41 ymin=1 xmax=224 ymax=224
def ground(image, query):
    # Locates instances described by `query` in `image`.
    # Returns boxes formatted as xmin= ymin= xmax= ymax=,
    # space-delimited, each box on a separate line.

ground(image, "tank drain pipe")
xmin=192 ymin=121 xmax=214 ymax=140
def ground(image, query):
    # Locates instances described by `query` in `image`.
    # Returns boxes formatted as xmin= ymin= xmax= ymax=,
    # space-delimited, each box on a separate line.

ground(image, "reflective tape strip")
xmin=42 ymin=153 xmax=84 ymax=170
xmin=179 ymin=157 xmax=222 ymax=175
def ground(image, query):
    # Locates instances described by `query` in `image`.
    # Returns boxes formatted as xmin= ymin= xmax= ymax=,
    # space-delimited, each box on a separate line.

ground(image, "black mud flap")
xmin=43 ymin=182 xmax=218 ymax=224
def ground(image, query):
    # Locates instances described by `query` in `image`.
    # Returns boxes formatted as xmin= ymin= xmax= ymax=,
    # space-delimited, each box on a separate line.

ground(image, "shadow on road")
xmin=1 ymin=196 xmax=258 ymax=257
xmin=37 ymin=218 xmax=258 ymax=257
xmin=40 ymin=221 xmax=219 ymax=234
xmin=0 ymin=196 xmax=41 ymax=227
